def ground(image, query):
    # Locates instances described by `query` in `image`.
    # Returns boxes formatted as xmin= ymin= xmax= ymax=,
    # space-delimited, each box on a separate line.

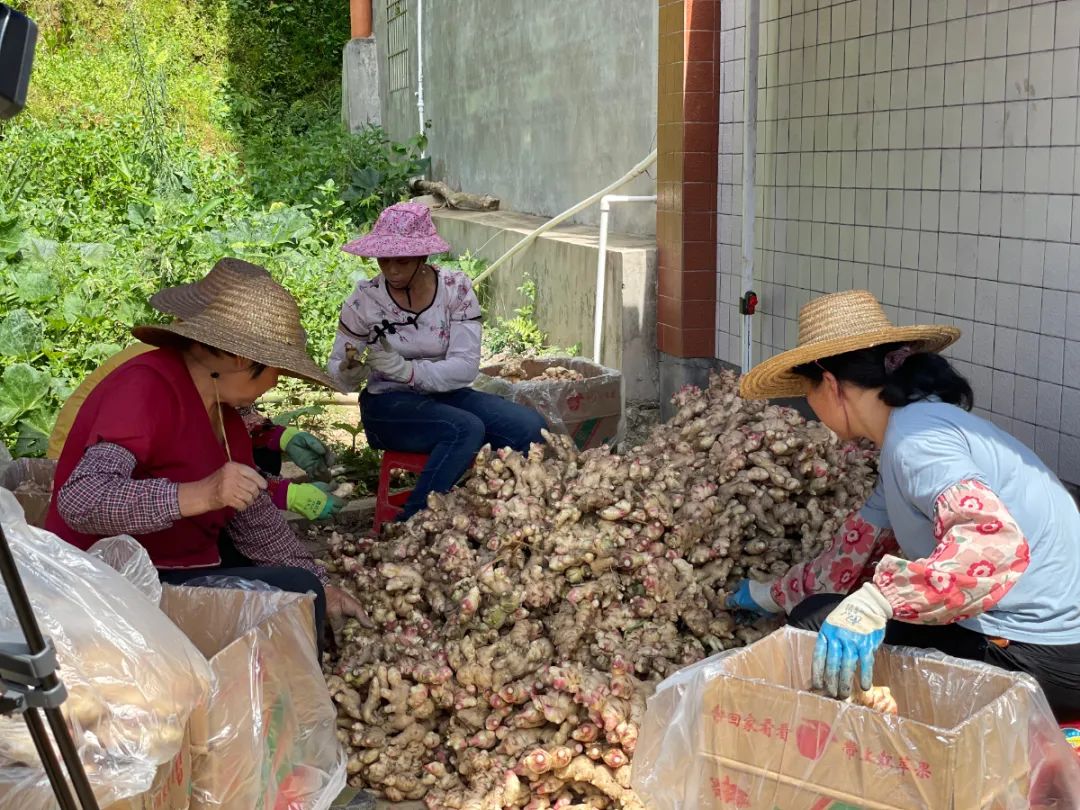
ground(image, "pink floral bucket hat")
xmin=342 ymin=201 xmax=451 ymax=258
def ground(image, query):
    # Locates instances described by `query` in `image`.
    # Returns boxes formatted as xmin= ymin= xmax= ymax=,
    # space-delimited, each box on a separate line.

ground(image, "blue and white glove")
xmin=726 ymin=578 xmax=781 ymax=616
xmin=812 ymin=583 xmax=893 ymax=698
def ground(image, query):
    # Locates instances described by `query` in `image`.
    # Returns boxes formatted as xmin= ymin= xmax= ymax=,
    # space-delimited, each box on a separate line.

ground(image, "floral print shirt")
xmin=775 ymin=401 xmax=1080 ymax=645
xmin=330 ymin=266 xmax=483 ymax=394
xmin=771 ymin=480 xmax=1028 ymax=629
xmin=770 ymin=491 xmax=899 ymax=612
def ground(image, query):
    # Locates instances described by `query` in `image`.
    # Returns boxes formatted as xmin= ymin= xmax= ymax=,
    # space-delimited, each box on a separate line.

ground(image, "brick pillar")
xmin=656 ymin=0 xmax=721 ymax=410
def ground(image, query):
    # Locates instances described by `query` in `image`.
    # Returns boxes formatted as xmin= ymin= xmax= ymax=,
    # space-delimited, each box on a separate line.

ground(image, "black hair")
xmin=792 ymin=342 xmax=974 ymax=411
xmin=200 ymin=343 xmax=268 ymax=379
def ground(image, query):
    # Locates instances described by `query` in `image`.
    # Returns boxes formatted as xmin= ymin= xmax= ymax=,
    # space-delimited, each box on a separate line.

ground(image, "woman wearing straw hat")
xmin=45 ymin=262 xmax=370 ymax=646
xmin=329 ymin=202 xmax=547 ymax=523
xmin=731 ymin=290 xmax=1080 ymax=721
xmin=46 ymin=259 xmax=345 ymax=523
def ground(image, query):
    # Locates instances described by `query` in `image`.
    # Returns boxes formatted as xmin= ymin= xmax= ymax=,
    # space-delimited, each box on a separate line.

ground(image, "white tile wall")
xmin=718 ymin=0 xmax=1080 ymax=482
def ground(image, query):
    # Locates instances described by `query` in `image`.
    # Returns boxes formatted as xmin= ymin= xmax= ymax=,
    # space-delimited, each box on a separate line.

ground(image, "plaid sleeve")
xmin=226 ymin=491 xmax=327 ymax=583
xmin=57 ymin=443 xmax=181 ymax=535
xmin=236 ymin=405 xmax=287 ymax=450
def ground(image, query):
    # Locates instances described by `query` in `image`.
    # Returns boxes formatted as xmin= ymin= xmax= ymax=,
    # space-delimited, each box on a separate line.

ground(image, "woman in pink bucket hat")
xmin=330 ymin=202 xmax=546 ymax=522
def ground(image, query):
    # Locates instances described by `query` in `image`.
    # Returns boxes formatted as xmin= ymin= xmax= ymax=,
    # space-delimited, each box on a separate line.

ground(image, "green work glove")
xmin=281 ymin=428 xmax=331 ymax=479
xmin=286 ymin=482 xmax=344 ymax=521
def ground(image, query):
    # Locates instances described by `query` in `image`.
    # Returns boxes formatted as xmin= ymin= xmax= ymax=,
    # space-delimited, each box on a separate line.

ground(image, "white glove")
xmin=369 ymin=348 xmax=413 ymax=384
xmin=334 ymin=344 xmax=371 ymax=392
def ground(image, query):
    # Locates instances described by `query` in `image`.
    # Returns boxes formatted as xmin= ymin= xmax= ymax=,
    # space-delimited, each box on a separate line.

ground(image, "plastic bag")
xmin=180 ymin=574 xmax=281 ymax=592
xmin=633 ymin=627 xmax=1080 ymax=810
xmin=474 ymin=356 xmax=623 ymax=449
xmin=159 ymin=584 xmax=346 ymax=810
xmin=0 ymin=488 xmax=212 ymax=810
xmin=86 ymin=535 xmax=162 ymax=605
xmin=0 ymin=457 xmax=56 ymax=528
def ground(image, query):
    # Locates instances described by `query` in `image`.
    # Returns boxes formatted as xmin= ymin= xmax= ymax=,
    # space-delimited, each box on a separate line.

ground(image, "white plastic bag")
xmin=0 ymin=488 xmax=212 ymax=810
xmin=86 ymin=535 xmax=162 ymax=605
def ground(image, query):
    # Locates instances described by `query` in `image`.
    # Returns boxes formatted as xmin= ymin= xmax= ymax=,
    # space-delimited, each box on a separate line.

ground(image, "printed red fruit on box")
xmin=796 ymin=720 xmax=832 ymax=760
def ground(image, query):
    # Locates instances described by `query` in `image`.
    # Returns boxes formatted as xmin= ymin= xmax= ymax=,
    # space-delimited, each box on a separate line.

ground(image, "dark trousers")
xmin=789 ymin=594 xmax=1080 ymax=722
xmin=361 ymin=387 xmax=547 ymax=520
xmin=158 ymin=535 xmax=327 ymax=655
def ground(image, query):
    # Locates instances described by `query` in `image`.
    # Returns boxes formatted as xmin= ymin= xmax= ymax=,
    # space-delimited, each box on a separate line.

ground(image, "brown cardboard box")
xmin=159 ymin=585 xmax=344 ymax=810
xmin=475 ymin=357 xmax=622 ymax=449
xmin=634 ymin=628 xmax=1080 ymax=810
xmin=0 ymin=457 xmax=56 ymax=527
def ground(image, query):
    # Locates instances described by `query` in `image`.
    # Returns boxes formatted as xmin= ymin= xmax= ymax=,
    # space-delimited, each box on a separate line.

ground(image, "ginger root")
xmin=316 ymin=370 xmax=879 ymax=808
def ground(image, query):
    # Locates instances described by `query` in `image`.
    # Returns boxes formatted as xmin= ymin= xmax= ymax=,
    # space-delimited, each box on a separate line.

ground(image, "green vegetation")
xmin=0 ymin=0 xmax=426 ymax=454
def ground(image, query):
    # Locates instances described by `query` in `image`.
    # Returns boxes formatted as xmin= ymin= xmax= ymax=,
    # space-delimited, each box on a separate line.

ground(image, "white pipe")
xmin=594 ymin=194 xmax=656 ymax=362
xmin=473 ymin=149 xmax=657 ymax=286
xmin=740 ymin=0 xmax=760 ymax=373
xmin=415 ymin=0 xmax=426 ymax=156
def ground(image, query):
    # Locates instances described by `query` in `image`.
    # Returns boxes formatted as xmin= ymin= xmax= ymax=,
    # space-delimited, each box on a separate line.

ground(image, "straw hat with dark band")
xmin=739 ymin=290 xmax=960 ymax=400
xmin=134 ymin=262 xmax=341 ymax=392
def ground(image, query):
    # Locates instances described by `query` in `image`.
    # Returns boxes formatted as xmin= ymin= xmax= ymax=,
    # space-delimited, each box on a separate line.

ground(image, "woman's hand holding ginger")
xmin=179 ymin=462 xmax=267 ymax=516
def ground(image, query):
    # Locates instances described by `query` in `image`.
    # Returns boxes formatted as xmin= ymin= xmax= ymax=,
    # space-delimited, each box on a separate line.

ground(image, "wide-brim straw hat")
xmin=739 ymin=290 xmax=960 ymax=399
xmin=133 ymin=265 xmax=341 ymax=392
xmin=149 ymin=258 xmax=271 ymax=318
xmin=341 ymin=201 xmax=450 ymax=258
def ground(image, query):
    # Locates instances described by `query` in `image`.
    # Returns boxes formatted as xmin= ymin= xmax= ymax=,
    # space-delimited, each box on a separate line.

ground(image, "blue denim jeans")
xmin=360 ymin=387 xmax=547 ymax=519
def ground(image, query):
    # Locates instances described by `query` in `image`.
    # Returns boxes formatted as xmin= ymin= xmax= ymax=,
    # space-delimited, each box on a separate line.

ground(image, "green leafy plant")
xmin=0 ymin=0 xmax=430 ymax=454
xmin=342 ymin=130 xmax=430 ymax=224
xmin=332 ymin=421 xmax=366 ymax=452
xmin=331 ymin=445 xmax=384 ymax=496
xmin=0 ymin=364 xmax=57 ymax=456
xmin=483 ymin=275 xmax=551 ymax=357
xmin=271 ymin=404 xmax=326 ymax=429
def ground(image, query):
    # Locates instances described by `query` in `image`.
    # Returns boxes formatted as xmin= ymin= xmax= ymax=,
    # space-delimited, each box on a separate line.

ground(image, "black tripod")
xmin=0 ymin=523 xmax=100 ymax=810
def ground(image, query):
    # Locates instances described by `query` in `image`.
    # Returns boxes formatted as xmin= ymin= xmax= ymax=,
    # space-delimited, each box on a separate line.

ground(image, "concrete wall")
xmin=718 ymin=0 xmax=1080 ymax=484
xmin=372 ymin=0 xmax=658 ymax=236
xmin=431 ymin=209 xmax=659 ymax=401
xmin=342 ymin=37 xmax=381 ymax=130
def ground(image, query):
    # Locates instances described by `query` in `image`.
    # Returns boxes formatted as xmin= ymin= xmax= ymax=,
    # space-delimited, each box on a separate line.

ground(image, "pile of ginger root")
xmin=492 ymin=359 xmax=585 ymax=384
xmin=316 ymin=370 xmax=878 ymax=809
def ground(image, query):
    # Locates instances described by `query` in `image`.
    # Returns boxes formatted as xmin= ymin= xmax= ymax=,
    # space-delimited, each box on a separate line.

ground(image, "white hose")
xmin=472 ymin=149 xmax=658 ymax=286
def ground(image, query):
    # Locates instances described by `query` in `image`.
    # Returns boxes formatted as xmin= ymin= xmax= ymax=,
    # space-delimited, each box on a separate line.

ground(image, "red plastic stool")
xmin=373 ymin=451 xmax=431 ymax=534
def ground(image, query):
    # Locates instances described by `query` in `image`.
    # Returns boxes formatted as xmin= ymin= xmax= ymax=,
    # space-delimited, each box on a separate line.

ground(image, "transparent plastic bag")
xmin=179 ymin=574 xmax=280 ymax=592
xmin=0 ymin=489 xmax=212 ymax=810
xmin=86 ymin=535 xmax=162 ymax=605
xmin=159 ymin=584 xmax=346 ymax=810
xmin=0 ymin=457 xmax=56 ymax=528
xmin=632 ymin=627 xmax=1080 ymax=810
xmin=474 ymin=356 xmax=623 ymax=449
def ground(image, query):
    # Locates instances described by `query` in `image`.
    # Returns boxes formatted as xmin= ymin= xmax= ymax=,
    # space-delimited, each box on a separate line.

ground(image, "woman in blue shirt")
xmin=732 ymin=290 xmax=1080 ymax=722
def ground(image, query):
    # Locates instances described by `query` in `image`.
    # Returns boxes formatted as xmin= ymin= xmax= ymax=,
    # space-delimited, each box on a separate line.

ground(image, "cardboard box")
xmin=634 ymin=628 xmax=1080 ymax=810
xmin=0 ymin=457 xmax=56 ymax=528
xmin=706 ymin=631 xmax=1069 ymax=809
xmin=106 ymin=727 xmax=193 ymax=810
xmin=159 ymin=585 xmax=344 ymax=810
xmin=475 ymin=357 xmax=622 ymax=450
